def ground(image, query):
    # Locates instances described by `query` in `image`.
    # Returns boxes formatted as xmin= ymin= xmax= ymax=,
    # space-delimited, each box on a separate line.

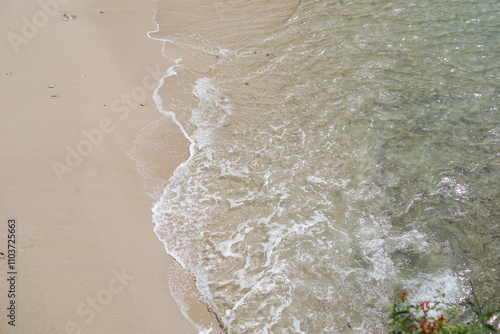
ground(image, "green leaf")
xmin=483 ymin=310 xmax=500 ymax=319
xmin=482 ymin=323 xmax=495 ymax=330
xmin=466 ymin=299 xmax=481 ymax=316
xmin=394 ymin=310 xmax=411 ymax=316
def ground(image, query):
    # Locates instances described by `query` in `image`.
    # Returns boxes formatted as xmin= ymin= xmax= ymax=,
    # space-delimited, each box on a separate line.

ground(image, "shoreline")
xmin=0 ymin=0 xmax=213 ymax=333
xmin=137 ymin=1 xmax=302 ymax=332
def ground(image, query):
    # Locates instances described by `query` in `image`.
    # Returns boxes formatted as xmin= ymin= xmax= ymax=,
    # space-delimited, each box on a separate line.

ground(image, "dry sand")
xmin=0 ymin=0 xmax=215 ymax=333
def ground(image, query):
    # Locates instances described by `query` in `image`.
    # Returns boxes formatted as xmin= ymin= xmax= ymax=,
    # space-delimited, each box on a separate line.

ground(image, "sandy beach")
xmin=0 ymin=0 xmax=214 ymax=332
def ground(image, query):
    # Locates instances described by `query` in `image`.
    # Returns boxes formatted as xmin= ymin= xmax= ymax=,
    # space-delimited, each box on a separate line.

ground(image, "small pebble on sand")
xmin=61 ymin=13 xmax=77 ymax=21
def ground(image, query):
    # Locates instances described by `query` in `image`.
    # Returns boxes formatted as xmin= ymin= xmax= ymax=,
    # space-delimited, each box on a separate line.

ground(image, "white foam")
xmin=142 ymin=1 xmax=472 ymax=332
xmin=145 ymin=8 xmax=226 ymax=333
xmin=152 ymin=65 xmax=196 ymax=155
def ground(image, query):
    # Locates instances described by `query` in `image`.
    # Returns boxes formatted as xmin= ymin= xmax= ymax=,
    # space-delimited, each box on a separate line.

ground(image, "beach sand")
xmin=0 ymin=0 xmax=214 ymax=332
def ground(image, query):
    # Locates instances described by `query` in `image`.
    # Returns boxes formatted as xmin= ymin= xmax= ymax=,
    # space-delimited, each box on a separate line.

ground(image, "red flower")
xmin=436 ymin=314 xmax=446 ymax=329
xmin=429 ymin=321 xmax=436 ymax=334
xmin=402 ymin=291 xmax=408 ymax=302
xmin=420 ymin=301 xmax=431 ymax=313
xmin=420 ymin=319 xmax=428 ymax=333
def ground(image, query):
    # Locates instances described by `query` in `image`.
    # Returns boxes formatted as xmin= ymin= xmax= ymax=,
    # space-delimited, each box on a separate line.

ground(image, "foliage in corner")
xmin=388 ymin=291 xmax=500 ymax=334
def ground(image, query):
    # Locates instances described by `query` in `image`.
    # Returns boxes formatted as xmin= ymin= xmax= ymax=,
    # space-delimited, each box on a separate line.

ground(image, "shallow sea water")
xmin=139 ymin=0 xmax=500 ymax=332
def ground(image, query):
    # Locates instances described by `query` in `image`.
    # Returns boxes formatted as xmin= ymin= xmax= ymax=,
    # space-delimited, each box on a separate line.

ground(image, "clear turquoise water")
xmin=147 ymin=0 xmax=499 ymax=332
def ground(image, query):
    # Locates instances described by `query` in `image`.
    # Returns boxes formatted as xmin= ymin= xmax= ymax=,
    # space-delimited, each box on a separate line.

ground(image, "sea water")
xmin=138 ymin=0 xmax=500 ymax=332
